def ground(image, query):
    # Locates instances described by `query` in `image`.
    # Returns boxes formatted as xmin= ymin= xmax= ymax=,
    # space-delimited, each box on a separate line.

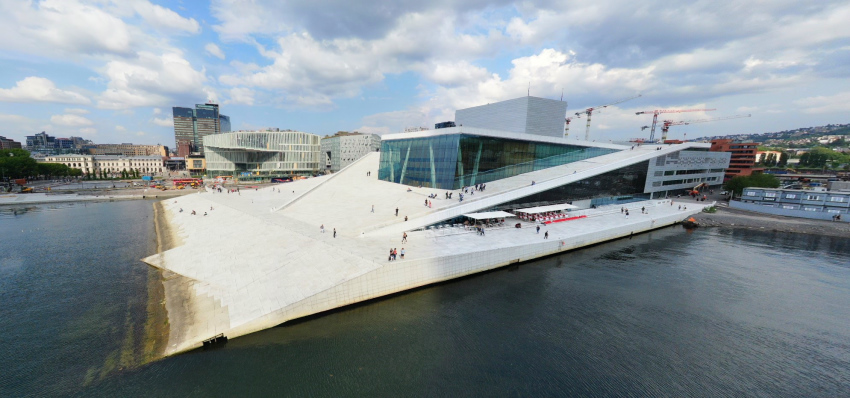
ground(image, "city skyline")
xmin=1 ymin=1 xmax=850 ymax=146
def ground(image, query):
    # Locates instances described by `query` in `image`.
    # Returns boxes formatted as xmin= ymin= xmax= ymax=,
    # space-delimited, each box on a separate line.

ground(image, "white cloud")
xmin=152 ymin=116 xmax=173 ymax=126
xmin=79 ymin=127 xmax=97 ymax=135
xmin=0 ymin=0 xmax=133 ymax=57
xmin=224 ymin=87 xmax=255 ymax=105
xmin=795 ymin=91 xmax=850 ymax=114
xmin=97 ymin=51 xmax=209 ymax=109
xmin=205 ymin=43 xmax=225 ymax=59
xmin=153 ymin=108 xmax=162 ymax=115
xmin=115 ymin=125 xmax=126 ymax=131
xmin=0 ymin=77 xmax=90 ymax=104
xmin=64 ymin=107 xmax=90 ymax=114
xmin=127 ymin=0 xmax=200 ymax=34
xmin=50 ymin=114 xmax=94 ymax=126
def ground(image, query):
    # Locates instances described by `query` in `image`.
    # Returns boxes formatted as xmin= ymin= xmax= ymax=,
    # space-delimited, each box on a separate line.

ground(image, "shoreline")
xmin=0 ymin=189 xmax=195 ymax=207
xmin=691 ymin=205 xmax=850 ymax=238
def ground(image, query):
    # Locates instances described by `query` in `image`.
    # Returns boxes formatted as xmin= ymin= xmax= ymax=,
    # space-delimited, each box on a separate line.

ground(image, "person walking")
xmin=321 ymin=224 xmax=325 ymax=233
xmin=400 ymin=248 xmax=405 ymax=259
xmin=371 ymin=205 xmax=374 ymax=213
xmin=544 ymin=231 xmax=549 ymax=239
xmin=536 ymin=225 xmax=540 ymax=234
xmin=402 ymin=232 xmax=408 ymax=243
xmin=333 ymin=228 xmax=337 ymax=238
xmin=395 ymin=207 xmax=399 ymax=216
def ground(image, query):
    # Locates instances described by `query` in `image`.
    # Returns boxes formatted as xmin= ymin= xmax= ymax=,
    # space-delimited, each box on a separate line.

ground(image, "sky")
xmin=1 ymin=0 xmax=850 ymax=148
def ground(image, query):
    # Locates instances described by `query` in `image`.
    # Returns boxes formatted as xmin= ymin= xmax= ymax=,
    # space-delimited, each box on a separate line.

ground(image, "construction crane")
xmin=660 ymin=114 xmax=752 ymax=141
xmin=635 ymin=108 xmax=716 ymax=142
xmin=564 ymin=115 xmax=581 ymax=137
xmin=576 ymin=93 xmax=642 ymax=141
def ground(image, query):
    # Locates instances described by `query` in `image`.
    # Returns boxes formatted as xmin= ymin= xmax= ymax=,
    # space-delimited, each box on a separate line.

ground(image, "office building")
xmin=0 ymin=136 xmax=22 ymax=150
xmin=204 ymin=130 xmax=321 ymax=179
xmin=733 ymin=187 xmax=849 ymax=221
xmin=710 ymin=139 xmax=761 ymax=181
xmin=321 ymin=132 xmax=381 ymax=172
xmin=172 ymin=103 xmax=231 ymax=155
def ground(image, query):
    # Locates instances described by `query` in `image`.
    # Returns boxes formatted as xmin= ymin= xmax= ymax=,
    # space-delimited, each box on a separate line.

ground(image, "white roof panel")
xmin=515 ymin=203 xmax=578 ymax=213
xmin=462 ymin=211 xmax=515 ymax=220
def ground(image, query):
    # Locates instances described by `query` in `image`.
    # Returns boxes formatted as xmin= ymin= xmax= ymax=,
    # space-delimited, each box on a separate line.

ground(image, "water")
xmin=1 ymin=202 xmax=848 ymax=397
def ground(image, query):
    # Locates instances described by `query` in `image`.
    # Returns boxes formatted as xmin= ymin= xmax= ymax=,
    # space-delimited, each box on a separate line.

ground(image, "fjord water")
xmin=1 ymin=202 xmax=848 ymax=397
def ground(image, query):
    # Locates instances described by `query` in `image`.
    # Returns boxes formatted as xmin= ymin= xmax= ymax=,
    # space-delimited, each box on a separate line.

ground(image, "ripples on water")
xmin=1 ymin=204 xmax=848 ymax=397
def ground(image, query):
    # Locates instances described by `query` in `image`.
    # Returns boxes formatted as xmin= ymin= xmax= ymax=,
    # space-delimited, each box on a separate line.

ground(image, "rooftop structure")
xmin=203 ymin=130 xmax=321 ymax=180
xmin=455 ymin=96 xmax=568 ymax=138
xmin=25 ymin=132 xmax=91 ymax=155
xmin=145 ymin=127 xmax=726 ymax=355
xmin=173 ymin=103 xmax=230 ymax=156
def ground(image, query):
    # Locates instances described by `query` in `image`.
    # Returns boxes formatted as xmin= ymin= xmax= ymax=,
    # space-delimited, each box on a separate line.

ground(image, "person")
xmin=544 ymin=231 xmax=549 ymax=239
xmin=179 ymin=208 xmax=183 ymax=212
xmin=321 ymin=224 xmax=325 ymax=233
xmin=371 ymin=205 xmax=374 ymax=213
xmin=395 ymin=208 xmax=399 ymax=216
xmin=400 ymin=248 xmax=405 ymax=259
xmin=402 ymin=232 xmax=408 ymax=243
xmin=621 ymin=207 xmax=624 ymax=213
xmin=333 ymin=228 xmax=337 ymax=238
xmin=536 ymin=225 xmax=540 ymax=234
xmin=404 ymin=216 xmax=408 ymax=221
xmin=203 ymin=212 xmax=207 ymax=216
xmin=388 ymin=248 xmax=393 ymax=262
xmin=678 ymin=205 xmax=681 ymax=210
xmin=425 ymin=199 xmax=428 ymax=206
xmin=641 ymin=206 xmax=645 ymax=214
xmin=210 ymin=206 xmax=214 ymax=210
xmin=191 ymin=210 xmax=196 ymax=215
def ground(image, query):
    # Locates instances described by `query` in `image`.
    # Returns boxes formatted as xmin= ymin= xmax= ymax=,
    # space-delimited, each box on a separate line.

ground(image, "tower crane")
xmin=635 ymin=108 xmax=716 ymax=142
xmin=660 ymin=114 xmax=752 ymax=141
xmin=576 ymin=93 xmax=642 ymax=141
xmin=564 ymin=114 xmax=581 ymax=137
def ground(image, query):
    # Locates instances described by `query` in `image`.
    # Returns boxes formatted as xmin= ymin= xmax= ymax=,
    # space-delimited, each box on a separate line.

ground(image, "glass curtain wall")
xmin=492 ymin=161 xmax=650 ymax=211
xmin=378 ymin=134 xmax=616 ymax=189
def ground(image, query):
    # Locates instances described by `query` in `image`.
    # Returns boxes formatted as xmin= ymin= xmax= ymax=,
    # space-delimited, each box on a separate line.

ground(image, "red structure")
xmin=710 ymin=139 xmax=762 ymax=181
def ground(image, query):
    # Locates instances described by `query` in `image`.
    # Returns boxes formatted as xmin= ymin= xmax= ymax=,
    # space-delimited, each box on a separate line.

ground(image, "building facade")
xmin=710 ymin=139 xmax=761 ymax=181
xmin=25 ymin=132 xmax=91 ymax=155
xmin=733 ymin=187 xmax=849 ymax=221
xmin=172 ymin=103 xmax=230 ymax=155
xmin=85 ymin=144 xmax=168 ymax=157
xmin=204 ymin=131 xmax=321 ymax=180
xmin=644 ymin=150 xmax=730 ymax=197
xmin=455 ymin=96 xmax=568 ymax=138
xmin=320 ymin=132 xmax=381 ymax=172
xmin=0 ymin=136 xmax=22 ymax=149
xmin=41 ymin=155 xmax=166 ymax=176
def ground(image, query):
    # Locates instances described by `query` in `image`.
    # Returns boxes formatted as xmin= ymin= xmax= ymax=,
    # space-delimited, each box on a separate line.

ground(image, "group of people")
xmin=461 ymin=183 xmax=486 ymax=194
xmin=444 ymin=192 xmax=454 ymax=199
xmin=320 ymin=224 xmax=337 ymax=238
xmin=424 ymin=199 xmax=432 ymax=208
xmin=388 ymin=247 xmax=404 ymax=261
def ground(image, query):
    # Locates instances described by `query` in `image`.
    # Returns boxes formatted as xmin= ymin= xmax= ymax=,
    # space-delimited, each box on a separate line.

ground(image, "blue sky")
xmin=2 ymin=0 xmax=850 ymax=148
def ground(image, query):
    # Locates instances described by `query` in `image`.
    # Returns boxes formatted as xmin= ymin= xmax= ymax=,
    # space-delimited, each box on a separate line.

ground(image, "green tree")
xmin=777 ymin=152 xmax=789 ymax=167
xmin=0 ymin=148 xmax=39 ymax=179
xmin=724 ymin=173 xmax=780 ymax=196
xmin=37 ymin=162 xmax=73 ymax=177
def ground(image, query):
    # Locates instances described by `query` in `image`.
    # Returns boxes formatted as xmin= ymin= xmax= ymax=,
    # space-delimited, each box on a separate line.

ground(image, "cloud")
xmin=78 ymin=127 xmax=97 ymax=135
xmin=50 ymin=114 xmax=94 ymax=126
xmin=0 ymin=77 xmax=90 ymax=104
xmin=795 ymin=91 xmax=850 ymax=114
xmin=152 ymin=116 xmax=173 ymax=126
xmin=64 ymin=108 xmax=90 ymax=114
xmin=128 ymin=0 xmax=201 ymax=34
xmin=224 ymin=87 xmax=255 ymax=105
xmin=115 ymin=125 xmax=126 ymax=131
xmin=97 ymin=51 xmax=209 ymax=109
xmin=205 ymin=43 xmax=225 ymax=59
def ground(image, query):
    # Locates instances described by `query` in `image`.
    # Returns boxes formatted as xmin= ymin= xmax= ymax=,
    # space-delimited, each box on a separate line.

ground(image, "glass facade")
xmin=492 ymin=161 xmax=650 ymax=211
xmin=378 ymin=134 xmax=616 ymax=189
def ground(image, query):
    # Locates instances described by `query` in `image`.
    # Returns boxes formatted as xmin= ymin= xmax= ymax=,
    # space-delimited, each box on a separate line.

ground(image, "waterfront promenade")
xmin=144 ymin=148 xmax=714 ymax=355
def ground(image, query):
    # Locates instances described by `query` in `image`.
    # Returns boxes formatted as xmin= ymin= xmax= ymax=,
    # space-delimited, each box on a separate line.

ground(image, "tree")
xmin=0 ymin=148 xmax=39 ymax=179
xmin=724 ymin=173 xmax=780 ymax=196
xmin=777 ymin=152 xmax=789 ymax=167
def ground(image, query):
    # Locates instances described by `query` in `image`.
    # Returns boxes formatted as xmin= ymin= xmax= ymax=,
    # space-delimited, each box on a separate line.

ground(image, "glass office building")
xmin=377 ymin=133 xmax=615 ymax=189
xmin=173 ymin=103 xmax=230 ymax=155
